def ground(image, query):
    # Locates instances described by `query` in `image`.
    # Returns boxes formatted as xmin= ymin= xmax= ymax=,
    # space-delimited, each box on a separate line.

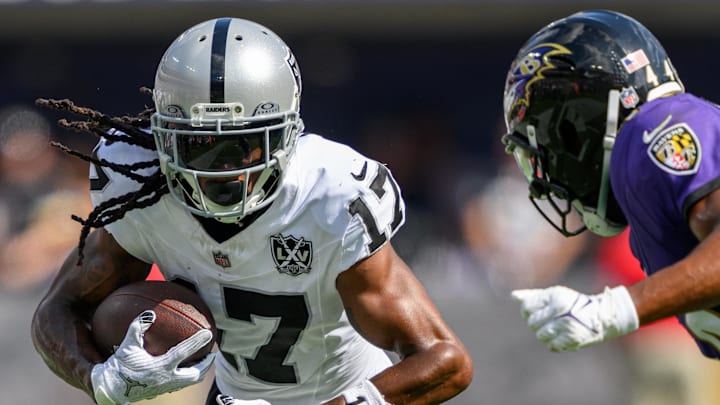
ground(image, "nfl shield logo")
xmin=620 ymin=87 xmax=639 ymax=109
xmin=212 ymin=251 xmax=231 ymax=268
xmin=270 ymin=234 xmax=313 ymax=276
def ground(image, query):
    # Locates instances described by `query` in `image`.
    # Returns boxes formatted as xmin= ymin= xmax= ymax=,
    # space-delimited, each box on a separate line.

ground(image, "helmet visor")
xmin=177 ymin=132 xmax=280 ymax=171
xmin=162 ymin=119 xmax=283 ymax=172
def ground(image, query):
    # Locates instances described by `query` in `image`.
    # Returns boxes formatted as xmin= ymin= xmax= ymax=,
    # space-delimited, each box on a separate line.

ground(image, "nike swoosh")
xmin=642 ymin=114 xmax=672 ymax=144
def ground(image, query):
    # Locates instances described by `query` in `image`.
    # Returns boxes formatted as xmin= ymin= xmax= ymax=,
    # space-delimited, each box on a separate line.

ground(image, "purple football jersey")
xmin=611 ymin=92 xmax=720 ymax=358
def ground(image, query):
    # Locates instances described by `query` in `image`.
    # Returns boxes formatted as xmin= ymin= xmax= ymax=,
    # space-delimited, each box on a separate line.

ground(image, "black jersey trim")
xmin=682 ymin=176 xmax=720 ymax=219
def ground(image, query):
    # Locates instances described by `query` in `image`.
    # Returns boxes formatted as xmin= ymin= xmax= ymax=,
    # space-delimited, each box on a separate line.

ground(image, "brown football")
xmin=91 ymin=280 xmax=216 ymax=366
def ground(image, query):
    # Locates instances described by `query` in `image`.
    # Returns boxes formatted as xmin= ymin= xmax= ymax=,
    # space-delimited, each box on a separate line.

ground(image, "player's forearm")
xmin=321 ymin=340 xmax=471 ymax=405
xmin=373 ymin=341 xmax=473 ymax=404
xmin=31 ymin=295 xmax=102 ymax=397
xmin=629 ymin=227 xmax=720 ymax=325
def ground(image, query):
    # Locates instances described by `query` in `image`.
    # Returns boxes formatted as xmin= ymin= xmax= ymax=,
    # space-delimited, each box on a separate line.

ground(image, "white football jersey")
xmin=90 ymin=133 xmax=405 ymax=404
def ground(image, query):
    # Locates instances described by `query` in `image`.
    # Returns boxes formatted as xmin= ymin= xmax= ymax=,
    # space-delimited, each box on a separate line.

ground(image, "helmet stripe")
xmin=210 ymin=18 xmax=232 ymax=103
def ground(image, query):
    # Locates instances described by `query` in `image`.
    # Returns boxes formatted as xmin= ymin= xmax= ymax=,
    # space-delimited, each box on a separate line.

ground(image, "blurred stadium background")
xmin=3 ymin=1 xmax=720 ymax=404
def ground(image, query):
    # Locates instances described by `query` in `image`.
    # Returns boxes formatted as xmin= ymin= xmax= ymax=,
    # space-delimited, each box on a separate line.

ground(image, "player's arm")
xmin=330 ymin=242 xmax=473 ymax=405
xmin=628 ymin=186 xmax=720 ymax=324
xmin=512 ymin=187 xmax=720 ymax=352
xmin=31 ymin=228 xmax=152 ymax=396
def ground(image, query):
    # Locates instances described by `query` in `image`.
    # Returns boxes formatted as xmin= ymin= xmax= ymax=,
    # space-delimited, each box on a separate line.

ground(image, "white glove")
xmin=216 ymin=394 xmax=271 ymax=405
xmin=91 ymin=310 xmax=215 ymax=405
xmin=511 ymin=285 xmax=639 ymax=351
xmin=340 ymin=379 xmax=389 ymax=405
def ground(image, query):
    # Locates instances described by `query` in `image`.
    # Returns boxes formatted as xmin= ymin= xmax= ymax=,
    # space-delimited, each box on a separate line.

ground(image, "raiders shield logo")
xmin=647 ymin=123 xmax=701 ymax=175
xmin=270 ymin=234 xmax=313 ymax=276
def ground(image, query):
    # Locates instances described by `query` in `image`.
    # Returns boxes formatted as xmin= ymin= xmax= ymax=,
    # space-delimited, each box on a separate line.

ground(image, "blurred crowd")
xmin=4 ymin=10 xmax=720 ymax=405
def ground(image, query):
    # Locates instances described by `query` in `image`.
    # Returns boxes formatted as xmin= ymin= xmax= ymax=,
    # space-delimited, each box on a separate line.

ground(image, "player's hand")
xmin=511 ymin=285 xmax=639 ymax=351
xmin=216 ymin=394 xmax=272 ymax=405
xmin=91 ymin=310 xmax=215 ymax=405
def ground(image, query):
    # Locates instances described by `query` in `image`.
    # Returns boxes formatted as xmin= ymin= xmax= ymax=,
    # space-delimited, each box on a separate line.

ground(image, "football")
xmin=91 ymin=280 xmax=217 ymax=366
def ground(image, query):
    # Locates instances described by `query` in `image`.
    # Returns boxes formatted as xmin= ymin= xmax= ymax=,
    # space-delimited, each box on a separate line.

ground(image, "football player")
xmin=31 ymin=18 xmax=473 ymax=405
xmin=505 ymin=9 xmax=720 ymax=358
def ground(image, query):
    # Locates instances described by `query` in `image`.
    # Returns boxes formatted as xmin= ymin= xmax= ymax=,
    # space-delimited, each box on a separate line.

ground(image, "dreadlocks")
xmin=36 ymin=88 xmax=169 ymax=264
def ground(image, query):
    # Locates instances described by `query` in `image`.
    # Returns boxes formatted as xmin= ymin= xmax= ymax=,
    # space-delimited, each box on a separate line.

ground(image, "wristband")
xmin=341 ymin=379 xmax=389 ymax=405
xmin=604 ymin=285 xmax=639 ymax=336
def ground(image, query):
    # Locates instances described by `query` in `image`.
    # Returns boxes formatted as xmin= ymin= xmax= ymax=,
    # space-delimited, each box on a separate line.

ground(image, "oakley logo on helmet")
xmin=253 ymin=102 xmax=280 ymax=116
xmin=165 ymin=105 xmax=185 ymax=118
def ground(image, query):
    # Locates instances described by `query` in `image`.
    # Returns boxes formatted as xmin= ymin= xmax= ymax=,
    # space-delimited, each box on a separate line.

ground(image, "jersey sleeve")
xmin=674 ymin=128 xmax=720 ymax=218
xmin=339 ymin=160 xmax=406 ymax=271
xmin=642 ymin=110 xmax=720 ymax=218
xmin=612 ymin=99 xmax=720 ymax=232
xmin=89 ymin=134 xmax=159 ymax=263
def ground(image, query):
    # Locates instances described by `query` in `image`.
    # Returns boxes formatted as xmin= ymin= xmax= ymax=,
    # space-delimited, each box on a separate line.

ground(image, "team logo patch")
xmin=504 ymin=43 xmax=572 ymax=121
xmin=213 ymin=251 xmax=231 ymax=268
xmin=270 ymin=234 xmax=313 ymax=276
xmin=647 ymin=123 xmax=701 ymax=175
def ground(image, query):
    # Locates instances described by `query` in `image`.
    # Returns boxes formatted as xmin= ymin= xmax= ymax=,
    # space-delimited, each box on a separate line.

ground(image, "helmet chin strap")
xmin=579 ymin=89 xmax=625 ymax=237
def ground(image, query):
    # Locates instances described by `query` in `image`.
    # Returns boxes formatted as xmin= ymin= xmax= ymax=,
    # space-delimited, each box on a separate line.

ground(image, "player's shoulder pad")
xmin=295 ymin=135 xmax=406 ymax=255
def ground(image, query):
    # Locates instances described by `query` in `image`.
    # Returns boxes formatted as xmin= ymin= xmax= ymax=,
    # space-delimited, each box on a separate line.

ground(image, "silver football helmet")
xmin=151 ymin=17 xmax=304 ymax=222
